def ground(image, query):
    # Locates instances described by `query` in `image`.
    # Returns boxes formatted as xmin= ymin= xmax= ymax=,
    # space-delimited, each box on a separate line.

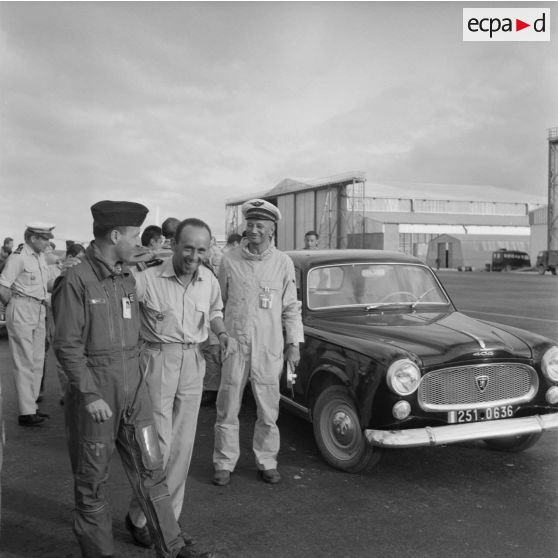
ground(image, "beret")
xmin=91 ymin=200 xmax=149 ymax=227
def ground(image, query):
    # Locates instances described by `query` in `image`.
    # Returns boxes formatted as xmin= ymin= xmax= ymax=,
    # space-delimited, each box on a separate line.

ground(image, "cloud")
xmin=0 ymin=2 xmax=556 ymax=242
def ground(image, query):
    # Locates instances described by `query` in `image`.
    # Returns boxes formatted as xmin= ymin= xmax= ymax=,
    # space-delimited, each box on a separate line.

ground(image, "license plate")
xmin=448 ymin=405 xmax=516 ymax=424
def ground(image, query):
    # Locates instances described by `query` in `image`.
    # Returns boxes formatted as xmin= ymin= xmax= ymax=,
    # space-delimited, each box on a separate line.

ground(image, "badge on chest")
xmin=122 ymin=297 xmax=132 ymax=319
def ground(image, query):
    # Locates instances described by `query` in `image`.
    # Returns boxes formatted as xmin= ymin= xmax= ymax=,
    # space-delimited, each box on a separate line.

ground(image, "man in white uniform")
xmin=213 ymin=199 xmax=304 ymax=486
xmin=0 ymin=222 xmax=55 ymax=426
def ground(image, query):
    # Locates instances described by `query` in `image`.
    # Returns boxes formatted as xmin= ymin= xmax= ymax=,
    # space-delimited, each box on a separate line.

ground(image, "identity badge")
xmin=259 ymin=287 xmax=272 ymax=309
xmin=122 ymin=297 xmax=132 ymax=319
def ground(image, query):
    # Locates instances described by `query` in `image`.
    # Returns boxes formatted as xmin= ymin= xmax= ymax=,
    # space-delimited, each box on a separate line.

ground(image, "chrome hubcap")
xmin=331 ymin=410 xmax=356 ymax=445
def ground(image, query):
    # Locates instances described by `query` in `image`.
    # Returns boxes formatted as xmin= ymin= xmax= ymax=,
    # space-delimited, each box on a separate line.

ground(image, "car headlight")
xmin=386 ymin=358 xmax=421 ymax=396
xmin=542 ymin=346 xmax=558 ymax=382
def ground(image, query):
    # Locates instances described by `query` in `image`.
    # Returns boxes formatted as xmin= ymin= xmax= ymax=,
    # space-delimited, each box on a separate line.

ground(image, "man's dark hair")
xmin=305 ymin=230 xmax=319 ymax=239
xmin=3 ymin=237 xmax=13 ymax=246
xmin=92 ymin=222 xmax=130 ymax=240
xmin=226 ymin=233 xmax=242 ymax=245
xmin=161 ymin=217 xmax=181 ymax=239
xmin=66 ymin=243 xmax=85 ymax=258
xmin=174 ymin=218 xmax=212 ymax=242
xmin=141 ymin=225 xmax=163 ymax=247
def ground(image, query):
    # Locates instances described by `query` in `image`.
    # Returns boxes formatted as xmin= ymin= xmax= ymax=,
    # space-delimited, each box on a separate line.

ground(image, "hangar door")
xmin=437 ymin=241 xmax=454 ymax=269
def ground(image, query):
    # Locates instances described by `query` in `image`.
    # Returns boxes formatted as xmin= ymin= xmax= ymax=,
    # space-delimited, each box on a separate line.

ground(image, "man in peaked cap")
xmin=212 ymin=198 xmax=303 ymax=486
xmin=52 ymin=201 xmax=214 ymax=558
xmin=0 ymin=221 xmax=56 ymax=426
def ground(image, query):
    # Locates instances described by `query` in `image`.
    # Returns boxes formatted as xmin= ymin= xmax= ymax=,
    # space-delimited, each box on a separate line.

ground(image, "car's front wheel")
xmin=312 ymin=385 xmax=381 ymax=473
xmin=483 ymin=432 xmax=541 ymax=452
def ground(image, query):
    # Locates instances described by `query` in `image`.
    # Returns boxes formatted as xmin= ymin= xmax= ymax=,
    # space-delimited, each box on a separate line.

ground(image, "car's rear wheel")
xmin=483 ymin=432 xmax=542 ymax=452
xmin=537 ymin=265 xmax=546 ymax=275
xmin=312 ymin=385 xmax=381 ymax=473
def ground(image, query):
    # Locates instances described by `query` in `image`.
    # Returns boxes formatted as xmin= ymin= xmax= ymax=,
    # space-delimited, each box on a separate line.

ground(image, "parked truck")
xmin=536 ymin=250 xmax=558 ymax=275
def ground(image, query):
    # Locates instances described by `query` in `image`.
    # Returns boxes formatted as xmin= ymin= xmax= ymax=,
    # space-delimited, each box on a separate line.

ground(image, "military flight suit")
xmin=213 ymin=241 xmax=304 ymax=472
xmin=0 ymin=243 xmax=49 ymax=416
xmin=52 ymin=243 xmax=186 ymax=558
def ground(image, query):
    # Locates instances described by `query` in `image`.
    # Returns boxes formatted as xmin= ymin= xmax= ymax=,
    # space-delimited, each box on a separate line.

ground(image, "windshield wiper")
xmin=365 ymin=302 xmax=413 ymax=312
xmin=410 ymin=287 xmax=438 ymax=310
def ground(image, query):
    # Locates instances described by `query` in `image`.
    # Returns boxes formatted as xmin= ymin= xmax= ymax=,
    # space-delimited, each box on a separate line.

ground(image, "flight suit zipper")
xmin=103 ymin=285 xmax=116 ymax=344
xmin=113 ymin=277 xmax=129 ymax=410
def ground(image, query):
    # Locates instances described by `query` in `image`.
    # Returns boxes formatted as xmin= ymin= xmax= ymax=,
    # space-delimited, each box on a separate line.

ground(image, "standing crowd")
xmin=0 ymin=198 xmax=312 ymax=558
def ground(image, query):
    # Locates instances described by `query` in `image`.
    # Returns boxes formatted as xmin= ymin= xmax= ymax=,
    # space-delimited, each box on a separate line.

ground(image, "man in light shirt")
xmin=127 ymin=218 xmax=232 ymax=552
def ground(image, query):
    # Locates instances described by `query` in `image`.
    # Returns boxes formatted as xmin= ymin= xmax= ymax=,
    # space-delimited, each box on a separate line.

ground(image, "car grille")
xmin=418 ymin=363 xmax=538 ymax=411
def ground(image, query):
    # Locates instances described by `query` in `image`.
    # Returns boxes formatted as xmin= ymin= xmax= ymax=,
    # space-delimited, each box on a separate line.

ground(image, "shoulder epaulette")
xmin=13 ymin=247 xmax=22 ymax=255
xmin=134 ymin=258 xmax=164 ymax=272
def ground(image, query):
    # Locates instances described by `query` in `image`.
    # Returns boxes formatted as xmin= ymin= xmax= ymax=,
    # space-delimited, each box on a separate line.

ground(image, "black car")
xmin=280 ymin=250 xmax=558 ymax=473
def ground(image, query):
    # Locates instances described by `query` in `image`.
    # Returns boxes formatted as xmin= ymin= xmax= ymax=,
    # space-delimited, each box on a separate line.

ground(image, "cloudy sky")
xmin=1 ymin=2 xmax=556 ymax=243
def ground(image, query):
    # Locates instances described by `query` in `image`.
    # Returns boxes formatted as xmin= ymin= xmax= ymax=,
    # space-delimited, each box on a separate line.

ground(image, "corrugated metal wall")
xmin=294 ymin=191 xmax=315 ymax=249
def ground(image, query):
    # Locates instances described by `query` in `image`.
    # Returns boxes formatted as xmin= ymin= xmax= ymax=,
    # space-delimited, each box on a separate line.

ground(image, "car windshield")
xmin=306 ymin=263 xmax=450 ymax=310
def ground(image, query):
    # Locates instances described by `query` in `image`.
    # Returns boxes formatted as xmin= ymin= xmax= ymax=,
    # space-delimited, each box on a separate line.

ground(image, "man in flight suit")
xmin=213 ymin=199 xmax=304 ymax=486
xmin=0 ymin=222 xmax=55 ymax=426
xmin=52 ymin=201 xmax=213 ymax=558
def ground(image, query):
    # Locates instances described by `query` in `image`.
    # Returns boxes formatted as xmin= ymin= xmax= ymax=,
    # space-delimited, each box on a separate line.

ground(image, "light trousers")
xmin=129 ymin=342 xmax=205 ymax=526
xmin=6 ymin=297 xmax=46 ymax=415
xmin=213 ymin=343 xmax=283 ymax=472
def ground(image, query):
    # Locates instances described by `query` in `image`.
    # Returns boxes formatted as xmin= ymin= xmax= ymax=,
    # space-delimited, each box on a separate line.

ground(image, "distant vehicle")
xmin=491 ymin=249 xmax=530 ymax=272
xmin=536 ymin=250 xmax=558 ymax=275
xmin=280 ymin=250 xmax=558 ymax=473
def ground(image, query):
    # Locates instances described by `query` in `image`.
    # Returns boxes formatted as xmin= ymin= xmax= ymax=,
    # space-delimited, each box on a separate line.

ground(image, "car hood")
xmin=306 ymin=310 xmax=533 ymax=366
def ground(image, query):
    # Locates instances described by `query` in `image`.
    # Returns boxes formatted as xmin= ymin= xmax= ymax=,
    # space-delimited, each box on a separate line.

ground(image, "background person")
xmin=213 ymin=199 xmax=304 ymax=486
xmin=161 ymin=217 xmax=181 ymax=250
xmin=141 ymin=225 xmax=165 ymax=251
xmin=46 ymin=242 xmax=86 ymax=406
xmin=302 ymin=230 xmax=319 ymax=250
xmin=0 ymin=237 xmax=14 ymax=274
xmin=52 ymin=200 xmax=211 ymax=558
xmin=0 ymin=222 xmax=55 ymax=426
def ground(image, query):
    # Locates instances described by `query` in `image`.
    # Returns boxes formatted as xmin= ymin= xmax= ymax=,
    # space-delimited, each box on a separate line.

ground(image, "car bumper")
xmin=365 ymin=412 xmax=558 ymax=448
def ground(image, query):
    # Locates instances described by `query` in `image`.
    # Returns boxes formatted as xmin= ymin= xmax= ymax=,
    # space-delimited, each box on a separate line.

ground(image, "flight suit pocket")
xmin=252 ymin=347 xmax=284 ymax=385
xmin=78 ymin=440 xmax=110 ymax=484
xmin=134 ymin=421 xmax=163 ymax=472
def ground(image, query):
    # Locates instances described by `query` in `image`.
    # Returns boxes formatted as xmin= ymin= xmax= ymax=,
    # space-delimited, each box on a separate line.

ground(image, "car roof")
xmin=286 ymin=249 xmax=424 ymax=268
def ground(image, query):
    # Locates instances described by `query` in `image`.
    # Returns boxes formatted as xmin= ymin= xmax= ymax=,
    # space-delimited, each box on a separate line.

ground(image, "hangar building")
xmin=225 ymin=172 xmax=540 ymax=270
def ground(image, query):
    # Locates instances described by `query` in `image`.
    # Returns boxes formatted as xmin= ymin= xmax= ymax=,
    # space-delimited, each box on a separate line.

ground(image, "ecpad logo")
xmin=463 ymin=8 xmax=550 ymax=41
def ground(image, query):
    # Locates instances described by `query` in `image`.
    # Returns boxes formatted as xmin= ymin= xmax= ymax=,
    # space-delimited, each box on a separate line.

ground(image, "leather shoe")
xmin=212 ymin=469 xmax=231 ymax=486
xmin=125 ymin=513 xmax=153 ymax=548
xmin=258 ymin=468 xmax=281 ymax=484
xmin=182 ymin=532 xmax=195 ymax=547
xmin=18 ymin=414 xmax=44 ymax=427
xmin=176 ymin=546 xmax=215 ymax=558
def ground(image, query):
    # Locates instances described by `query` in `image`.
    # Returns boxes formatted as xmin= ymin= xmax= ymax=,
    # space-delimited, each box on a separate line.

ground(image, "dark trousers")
xmin=65 ymin=381 xmax=184 ymax=558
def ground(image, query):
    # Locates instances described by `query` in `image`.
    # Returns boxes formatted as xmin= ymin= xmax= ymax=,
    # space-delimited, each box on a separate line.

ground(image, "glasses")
xmin=36 ymin=235 xmax=51 ymax=241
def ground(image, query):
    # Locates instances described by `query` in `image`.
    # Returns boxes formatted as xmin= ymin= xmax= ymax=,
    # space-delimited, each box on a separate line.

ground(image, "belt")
xmin=144 ymin=341 xmax=197 ymax=351
xmin=12 ymin=291 xmax=48 ymax=306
